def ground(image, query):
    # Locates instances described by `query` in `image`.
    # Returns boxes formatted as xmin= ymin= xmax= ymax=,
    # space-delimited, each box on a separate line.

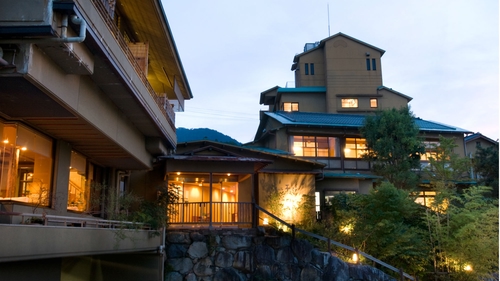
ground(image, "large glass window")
xmin=292 ymin=136 xmax=340 ymax=157
xmin=67 ymin=151 xmax=89 ymax=212
xmin=344 ymin=138 xmax=367 ymax=158
xmin=0 ymin=123 xmax=53 ymax=206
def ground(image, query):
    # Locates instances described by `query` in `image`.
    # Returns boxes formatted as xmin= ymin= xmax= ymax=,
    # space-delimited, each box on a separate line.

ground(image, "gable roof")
xmin=294 ymin=32 xmax=386 ymax=62
xmin=464 ymin=133 xmax=499 ymax=145
xmin=261 ymin=111 xmax=472 ymax=134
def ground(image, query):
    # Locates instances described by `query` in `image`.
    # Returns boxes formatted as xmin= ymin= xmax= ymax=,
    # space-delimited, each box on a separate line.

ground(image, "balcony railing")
xmin=90 ymin=0 xmax=176 ymax=130
xmin=169 ymin=202 xmax=253 ymax=227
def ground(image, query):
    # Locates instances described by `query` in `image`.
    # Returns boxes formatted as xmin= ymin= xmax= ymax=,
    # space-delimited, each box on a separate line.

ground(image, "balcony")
xmin=0 ymin=212 xmax=161 ymax=262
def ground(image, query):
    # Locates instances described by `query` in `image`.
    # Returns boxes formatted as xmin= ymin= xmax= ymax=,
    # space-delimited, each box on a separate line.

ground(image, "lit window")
xmin=304 ymin=63 xmax=309 ymax=75
xmin=414 ymin=191 xmax=436 ymax=208
xmin=420 ymin=141 xmax=439 ymax=161
xmin=344 ymin=138 xmax=367 ymax=158
xmin=68 ymin=151 xmax=88 ymax=212
xmin=0 ymin=123 xmax=53 ymax=206
xmin=341 ymin=98 xmax=358 ymax=108
xmin=292 ymin=136 xmax=340 ymax=157
xmin=283 ymin=102 xmax=299 ymax=112
xmin=370 ymin=98 xmax=378 ymax=108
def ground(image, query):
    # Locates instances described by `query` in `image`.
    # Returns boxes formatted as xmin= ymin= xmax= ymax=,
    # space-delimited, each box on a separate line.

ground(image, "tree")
xmin=424 ymin=186 xmax=499 ymax=280
xmin=424 ymin=135 xmax=471 ymax=189
xmin=473 ymin=144 xmax=499 ymax=196
xmin=361 ymin=107 xmax=425 ymax=189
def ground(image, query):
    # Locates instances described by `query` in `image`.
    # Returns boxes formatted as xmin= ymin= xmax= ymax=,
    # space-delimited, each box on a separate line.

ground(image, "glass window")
xmin=283 ymin=102 xmax=299 ymax=112
xmin=420 ymin=141 xmax=439 ymax=161
xmin=366 ymin=58 xmax=371 ymax=70
xmin=67 ymin=151 xmax=89 ymax=212
xmin=370 ymin=98 xmax=378 ymax=108
xmin=0 ymin=123 xmax=53 ymax=206
xmin=304 ymin=63 xmax=309 ymax=75
xmin=292 ymin=136 xmax=340 ymax=157
xmin=341 ymin=98 xmax=358 ymax=108
xmin=310 ymin=63 xmax=315 ymax=75
xmin=372 ymin=58 xmax=376 ymax=71
xmin=344 ymin=138 xmax=367 ymax=158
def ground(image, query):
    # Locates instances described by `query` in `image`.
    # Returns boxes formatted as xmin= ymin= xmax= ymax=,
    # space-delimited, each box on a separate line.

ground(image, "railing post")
xmin=291 ymin=224 xmax=295 ymax=239
xmin=327 ymin=238 xmax=331 ymax=253
xmin=399 ymin=268 xmax=404 ymax=281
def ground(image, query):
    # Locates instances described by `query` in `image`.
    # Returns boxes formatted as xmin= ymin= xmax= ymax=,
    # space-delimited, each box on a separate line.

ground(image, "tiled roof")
xmin=266 ymin=111 xmax=471 ymax=133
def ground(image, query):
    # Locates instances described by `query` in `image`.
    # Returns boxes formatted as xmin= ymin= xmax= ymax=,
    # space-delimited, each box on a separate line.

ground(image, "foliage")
xmin=473 ymin=144 xmax=499 ymax=195
xmin=87 ymin=182 xmax=179 ymax=235
xmin=424 ymin=136 xmax=471 ymax=188
xmin=424 ymin=185 xmax=499 ymax=280
xmin=305 ymin=183 xmax=430 ymax=275
xmin=265 ymin=183 xmax=315 ymax=227
xmin=361 ymin=107 xmax=425 ymax=189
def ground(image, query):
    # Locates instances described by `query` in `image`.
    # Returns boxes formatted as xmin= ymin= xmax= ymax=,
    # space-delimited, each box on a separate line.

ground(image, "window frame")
xmin=292 ymin=135 xmax=340 ymax=158
xmin=341 ymin=98 xmax=358 ymax=108
xmin=283 ymin=102 xmax=299 ymax=112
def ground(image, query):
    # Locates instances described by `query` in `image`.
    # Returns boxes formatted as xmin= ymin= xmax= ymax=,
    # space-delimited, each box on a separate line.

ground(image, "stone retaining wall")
xmin=165 ymin=227 xmax=396 ymax=281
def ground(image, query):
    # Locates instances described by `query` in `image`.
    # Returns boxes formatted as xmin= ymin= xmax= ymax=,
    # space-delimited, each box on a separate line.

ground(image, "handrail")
xmin=0 ymin=212 xmax=150 ymax=229
xmin=255 ymin=204 xmax=415 ymax=281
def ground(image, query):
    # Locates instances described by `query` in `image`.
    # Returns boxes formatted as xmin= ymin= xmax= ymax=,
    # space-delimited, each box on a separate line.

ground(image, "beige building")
xmin=0 ymin=0 xmax=191 ymax=279
xmin=252 ymin=33 xmax=472 ymax=205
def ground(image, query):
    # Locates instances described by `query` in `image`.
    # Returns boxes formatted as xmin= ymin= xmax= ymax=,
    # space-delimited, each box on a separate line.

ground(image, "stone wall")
xmin=164 ymin=228 xmax=397 ymax=281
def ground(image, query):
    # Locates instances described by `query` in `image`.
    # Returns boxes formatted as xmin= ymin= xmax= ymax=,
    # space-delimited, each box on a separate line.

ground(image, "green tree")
xmin=473 ymin=144 xmax=499 ymax=196
xmin=424 ymin=136 xmax=471 ymax=188
xmin=424 ymin=186 xmax=499 ymax=280
xmin=315 ymin=183 xmax=429 ymax=276
xmin=361 ymin=107 xmax=425 ymax=189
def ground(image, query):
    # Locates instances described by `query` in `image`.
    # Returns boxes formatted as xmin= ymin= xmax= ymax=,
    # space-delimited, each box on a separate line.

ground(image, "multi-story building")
xmin=251 ymin=33 xmax=471 ymax=201
xmin=0 ymin=0 xmax=191 ymax=279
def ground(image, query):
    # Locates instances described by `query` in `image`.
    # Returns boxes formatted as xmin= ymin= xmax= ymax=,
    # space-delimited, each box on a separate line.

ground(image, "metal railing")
xmin=168 ymin=202 xmax=253 ymax=226
xmin=255 ymin=205 xmax=416 ymax=281
xmin=90 ymin=0 xmax=176 ymax=130
xmin=0 ymin=211 xmax=150 ymax=229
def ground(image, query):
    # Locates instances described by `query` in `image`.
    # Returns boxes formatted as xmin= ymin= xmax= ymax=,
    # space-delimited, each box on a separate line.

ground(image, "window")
xmin=420 ymin=141 xmax=439 ymax=161
xmin=0 ymin=123 xmax=53 ymax=206
xmin=372 ymin=59 xmax=376 ymax=71
xmin=292 ymin=136 xmax=340 ymax=157
xmin=310 ymin=63 xmax=315 ymax=75
xmin=344 ymin=138 xmax=367 ymax=158
xmin=341 ymin=98 xmax=358 ymax=108
xmin=325 ymin=190 xmax=356 ymax=206
xmin=370 ymin=98 xmax=378 ymax=108
xmin=304 ymin=63 xmax=309 ymax=75
xmin=366 ymin=58 xmax=371 ymax=70
xmin=414 ymin=191 xmax=436 ymax=208
xmin=68 ymin=151 xmax=89 ymax=212
xmin=283 ymin=102 xmax=299 ymax=112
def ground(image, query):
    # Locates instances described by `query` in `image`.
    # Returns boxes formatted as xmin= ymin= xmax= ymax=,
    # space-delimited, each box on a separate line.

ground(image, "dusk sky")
xmin=163 ymin=0 xmax=499 ymax=144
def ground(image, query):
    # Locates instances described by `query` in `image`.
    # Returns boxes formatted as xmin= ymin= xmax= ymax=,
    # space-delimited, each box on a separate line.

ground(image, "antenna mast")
xmin=327 ymin=3 xmax=331 ymax=36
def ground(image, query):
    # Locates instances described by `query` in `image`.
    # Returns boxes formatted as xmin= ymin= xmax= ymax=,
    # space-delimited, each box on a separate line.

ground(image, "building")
xmin=249 ymin=33 xmax=472 ymax=206
xmin=0 ymin=0 xmax=191 ymax=279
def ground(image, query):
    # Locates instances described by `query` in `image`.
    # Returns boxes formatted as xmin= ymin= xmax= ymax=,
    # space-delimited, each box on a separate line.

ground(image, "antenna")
xmin=327 ymin=3 xmax=331 ymax=36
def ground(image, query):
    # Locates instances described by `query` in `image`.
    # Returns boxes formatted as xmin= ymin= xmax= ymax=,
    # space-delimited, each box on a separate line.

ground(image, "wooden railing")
xmin=168 ymin=202 xmax=253 ymax=226
xmin=90 ymin=0 xmax=176 ymax=130
xmin=255 ymin=205 xmax=416 ymax=281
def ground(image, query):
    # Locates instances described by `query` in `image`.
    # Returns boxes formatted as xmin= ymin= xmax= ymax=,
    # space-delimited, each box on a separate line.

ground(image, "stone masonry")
xmin=164 ymin=227 xmax=396 ymax=281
